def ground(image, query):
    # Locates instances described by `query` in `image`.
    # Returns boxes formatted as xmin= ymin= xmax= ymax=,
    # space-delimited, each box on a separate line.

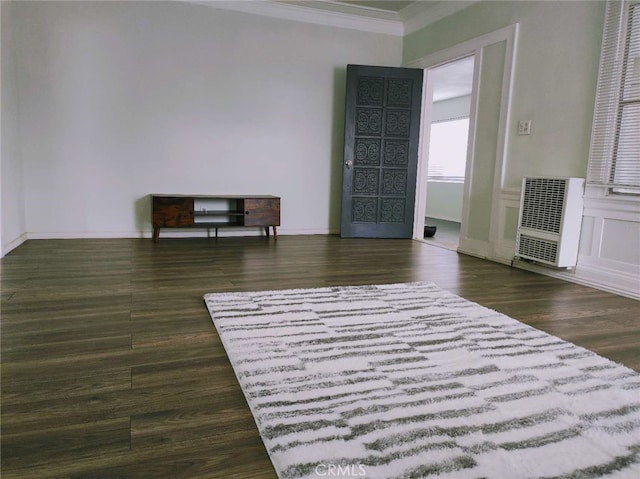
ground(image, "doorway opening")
xmin=420 ymin=56 xmax=475 ymax=251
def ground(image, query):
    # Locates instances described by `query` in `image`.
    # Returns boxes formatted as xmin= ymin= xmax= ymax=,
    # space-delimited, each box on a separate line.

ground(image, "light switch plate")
xmin=518 ymin=120 xmax=531 ymax=135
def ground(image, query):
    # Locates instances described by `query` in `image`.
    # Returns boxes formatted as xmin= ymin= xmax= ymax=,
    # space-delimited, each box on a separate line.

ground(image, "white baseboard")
xmin=2 ymin=233 xmax=28 ymax=257
xmin=148 ymin=227 xmax=336 ymax=238
xmin=512 ymin=260 xmax=639 ymax=301
xmin=573 ymin=262 xmax=640 ymax=300
xmin=24 ymin=227 xmax=337 ymax=241
xmin=458 ymin=237 xmax=489 ymax=259
xmin=493 ymin=242 xmax=517 ymax=264
xmin=467 ymin=235 xmax=638 ymax=299
xmin=27 ymin=231 xmax=147 ymax=240
xmin=425 ymin=215 xmax=462 ymax=224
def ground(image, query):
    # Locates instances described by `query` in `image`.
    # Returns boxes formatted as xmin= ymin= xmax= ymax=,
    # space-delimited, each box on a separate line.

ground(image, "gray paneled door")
xmin=340 ymin=65 xmax=423 ymax=238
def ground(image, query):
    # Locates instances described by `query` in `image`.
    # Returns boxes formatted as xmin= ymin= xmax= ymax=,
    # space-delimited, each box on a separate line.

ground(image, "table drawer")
xmin=153 ymin=196 xmax=194 ymax=227
xmin=244 ymin=198 xmax=280 ymax=226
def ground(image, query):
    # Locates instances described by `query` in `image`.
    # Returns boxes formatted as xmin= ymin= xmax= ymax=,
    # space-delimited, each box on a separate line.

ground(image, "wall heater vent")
xmin=515 ymin=177 xmax=584 ymax=268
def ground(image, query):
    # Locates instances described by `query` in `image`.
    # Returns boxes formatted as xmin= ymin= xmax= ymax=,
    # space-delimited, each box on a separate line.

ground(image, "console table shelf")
xmin=152 ymin=195 xmax=280 ymax=242
xmin=193 ymin=210 xmax=245 ymax=216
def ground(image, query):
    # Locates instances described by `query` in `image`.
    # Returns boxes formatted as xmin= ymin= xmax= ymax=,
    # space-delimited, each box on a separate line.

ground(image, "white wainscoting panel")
xmin=492 ymin=188 xmax=521 ymax=262
xmin=488 ymin=186 xmax=639 ymax=299
xmin=576 ymin=191 xmax=640 ymax=299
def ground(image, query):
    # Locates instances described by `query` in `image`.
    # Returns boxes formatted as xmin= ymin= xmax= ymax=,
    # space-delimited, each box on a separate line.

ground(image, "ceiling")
xmin=431 ymin=56 xmax=475 ymax=102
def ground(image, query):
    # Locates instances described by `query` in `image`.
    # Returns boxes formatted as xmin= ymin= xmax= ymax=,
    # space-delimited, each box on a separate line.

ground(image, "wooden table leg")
xmin=153 ymin=226 xmax=160 ymax=243
xmin=265 ymin=227 xmax=270 ymax=237
xmin=273 ymin=226 xmax=278 ymax=240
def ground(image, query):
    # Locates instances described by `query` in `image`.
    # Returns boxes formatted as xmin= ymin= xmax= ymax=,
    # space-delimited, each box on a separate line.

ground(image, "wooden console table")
xmin=151 ymin=195 xmax=280 ymax=242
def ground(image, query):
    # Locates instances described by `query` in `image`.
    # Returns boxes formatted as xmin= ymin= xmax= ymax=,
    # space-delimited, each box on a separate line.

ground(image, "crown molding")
xmin=401 ymin=1 xmax=479 ymax=35
xmin=187 ymin=1 xmax=480 ymax=37
xmin=288 ymin=1 xmax=400 ymax=20
xmin=193 ymin=0 xmax=404 ymax=36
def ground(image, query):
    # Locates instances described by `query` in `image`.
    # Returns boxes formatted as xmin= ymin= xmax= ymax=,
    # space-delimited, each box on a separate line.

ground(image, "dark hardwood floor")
xmin=2 ymin=236 xmax=639 ymax=478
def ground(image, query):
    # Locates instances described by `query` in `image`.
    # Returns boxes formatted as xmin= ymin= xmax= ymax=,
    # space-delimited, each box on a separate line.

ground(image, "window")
xmin=427 ymin=117 xmax=469 ymax=182
xmin=588 ymin=0 xmax=640 ymax=194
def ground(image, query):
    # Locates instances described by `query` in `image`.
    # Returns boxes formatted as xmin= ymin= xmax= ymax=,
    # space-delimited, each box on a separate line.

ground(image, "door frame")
xmin=405 ymin=24 xmax=519 ymax=258
xmin=413 ymin=53 xmax=478 ymax=249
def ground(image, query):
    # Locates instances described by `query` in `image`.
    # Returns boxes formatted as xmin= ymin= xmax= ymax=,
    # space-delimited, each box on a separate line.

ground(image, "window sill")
xmin=585 ymin=184 xmax=640 ymax=202
xmin=584 ymin=185 xmax=640 ymax=216
xmin=427 ymin=177 xmax=465 ymax=184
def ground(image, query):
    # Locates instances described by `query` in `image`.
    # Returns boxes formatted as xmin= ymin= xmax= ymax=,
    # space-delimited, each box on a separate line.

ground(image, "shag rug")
xmin=204 ymin=282 xmax=640 ymax=479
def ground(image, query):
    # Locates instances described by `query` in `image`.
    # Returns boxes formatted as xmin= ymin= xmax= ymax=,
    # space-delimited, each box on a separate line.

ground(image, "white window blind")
xmin=427 ymin=117 xmax=469 ymax=182
xmin=588 ymin=0 xmax=640 ymax=193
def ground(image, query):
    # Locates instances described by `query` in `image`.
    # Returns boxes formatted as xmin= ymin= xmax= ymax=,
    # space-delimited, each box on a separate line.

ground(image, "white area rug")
xmin=204 ymin=282 xmax=640 ymax=478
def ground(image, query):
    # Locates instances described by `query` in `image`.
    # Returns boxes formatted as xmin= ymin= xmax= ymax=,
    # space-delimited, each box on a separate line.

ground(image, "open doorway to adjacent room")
xmin=421 ymin=56 xmax=474 ymax=251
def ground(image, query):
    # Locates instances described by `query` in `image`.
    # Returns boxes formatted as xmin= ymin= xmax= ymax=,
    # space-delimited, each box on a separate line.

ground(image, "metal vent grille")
xmin=517 ymin=235 xmax=559 ymax=264
xmin=520 ymin=178 xmax=567 ymax=234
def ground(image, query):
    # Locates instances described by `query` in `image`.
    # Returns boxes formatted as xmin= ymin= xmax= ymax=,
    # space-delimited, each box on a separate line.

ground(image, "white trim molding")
xmin=575 ymin=191 xmax=640 ymax=299
xmin=188 ymin=0 xmax=480 ymax=37
xmin=190 ymin=0 xmax=403 ymax=35
xmin=492 ymin=188 xmax=521 ymax=262
xmin=512 ymin=260 xmax=640 ymax=301
xmin=409 ymin=24 xmax=520 ymax=256
xmin=494 ymin=185 xmax=640 ymax=300
xmin=2 ymin=233 xmax=28 ymax=257
xmin=458 ymin=237 xmax=489 ymax=260
xmin=401 ymin=1 xmax=479 ymax=35
xmin=24 ymin=227 xmax=336 ymax=241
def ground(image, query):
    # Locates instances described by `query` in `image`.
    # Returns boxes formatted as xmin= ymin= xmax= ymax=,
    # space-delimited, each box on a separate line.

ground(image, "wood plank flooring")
xmin=2 ymin=236 xmax=639 ymax=478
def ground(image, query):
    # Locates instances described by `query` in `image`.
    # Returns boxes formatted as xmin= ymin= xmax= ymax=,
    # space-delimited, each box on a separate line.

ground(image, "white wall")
xmin=1 ymin=1 xmax=27 ymax=255
xmin=7 ymin=1 xmax=401 ymax=238
xmin=425 ymin=182 xmax=464 ymax=222
xmin=425 ymin=94 xmax=471 ymax=222
xmin=431 ymin=95 xmax=471 ymax=122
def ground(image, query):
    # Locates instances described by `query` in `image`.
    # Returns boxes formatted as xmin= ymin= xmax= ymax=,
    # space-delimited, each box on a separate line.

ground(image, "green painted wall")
xmin=405 ymin=1 xmax=605 ymax=189
xmin=405 ymin=0 xmax=605 ymax=247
